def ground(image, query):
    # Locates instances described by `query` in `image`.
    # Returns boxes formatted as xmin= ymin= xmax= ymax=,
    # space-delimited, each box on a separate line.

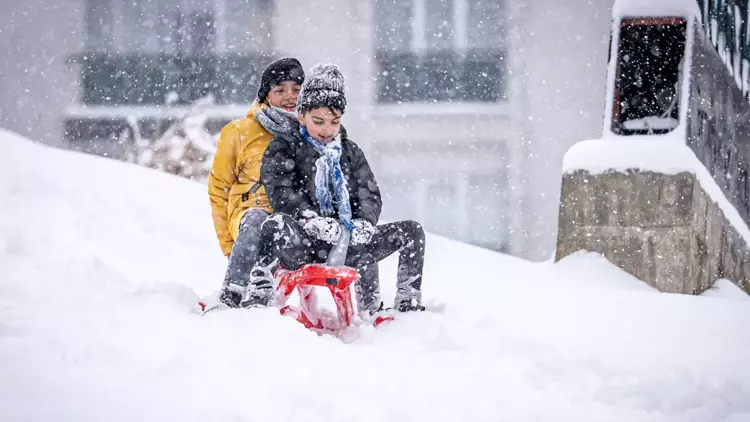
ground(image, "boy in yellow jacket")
xmin=208 ymin=58 xmax=304 ymax=307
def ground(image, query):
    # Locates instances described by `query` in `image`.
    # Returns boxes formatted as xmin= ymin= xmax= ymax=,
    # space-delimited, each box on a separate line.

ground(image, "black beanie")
xmin=296 ymin=64 xmax=347 ymax=114
xmin=257 ymin=58 xmax=305 ymax=103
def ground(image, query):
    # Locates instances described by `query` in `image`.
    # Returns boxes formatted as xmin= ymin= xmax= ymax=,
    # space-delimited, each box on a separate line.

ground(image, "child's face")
xmin=267 ymin=81 xmax=302 ymax=112
xmin=298 ymin=107 xmax=342 ymax=143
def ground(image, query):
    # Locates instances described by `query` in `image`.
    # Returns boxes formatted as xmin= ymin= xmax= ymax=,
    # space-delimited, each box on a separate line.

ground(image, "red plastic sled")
xmin=274 ymin=264 xmax=393 ymax=332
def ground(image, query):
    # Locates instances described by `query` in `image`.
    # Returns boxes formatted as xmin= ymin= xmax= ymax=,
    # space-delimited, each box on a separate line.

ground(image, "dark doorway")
xmin=612 ymin=18 xmax=687 ymax=135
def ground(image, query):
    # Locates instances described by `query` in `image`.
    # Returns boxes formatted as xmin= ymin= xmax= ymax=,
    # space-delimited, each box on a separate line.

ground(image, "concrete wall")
xmin=0 ymin=0 xmax=83 ymax=147
xmin=556 ymin=169 xmax=750 ymax=295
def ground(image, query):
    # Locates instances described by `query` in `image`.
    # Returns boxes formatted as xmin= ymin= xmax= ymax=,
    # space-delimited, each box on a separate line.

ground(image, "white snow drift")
xmin=1 ymin=130 xmax=749 ymax=422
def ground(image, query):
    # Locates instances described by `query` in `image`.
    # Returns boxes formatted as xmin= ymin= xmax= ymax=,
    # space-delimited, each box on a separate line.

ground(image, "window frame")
xmin=78 ymin=0 xmax=274 ymax=106
xmin=374 ymin=0 xmax=508 ymax=105
xmin=83 ymin=0 xmax=272 ymax=55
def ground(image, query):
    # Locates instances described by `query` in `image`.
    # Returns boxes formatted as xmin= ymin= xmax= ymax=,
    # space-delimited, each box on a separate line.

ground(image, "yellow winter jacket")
xmin=208 ymin=100 xmax=274 ymax=256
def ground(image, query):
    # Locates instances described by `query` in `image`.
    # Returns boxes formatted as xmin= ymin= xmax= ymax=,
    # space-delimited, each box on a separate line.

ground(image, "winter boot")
xmin=394 ymin=277 xmax=424 ymax=312
xmin=359 ymin=300 xmax=385 ymax=319
xmin=394 ymin=297 xmax=425 ymax=312
xmin=220 ymin=281 xmax=246 ymax=308
xmin=240 ymin=266 xmax=275 ymax=307
xmin=220 ymin=289 xmax=242 ymax=308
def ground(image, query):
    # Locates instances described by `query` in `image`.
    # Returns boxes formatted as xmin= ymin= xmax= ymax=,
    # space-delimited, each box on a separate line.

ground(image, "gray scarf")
xmin=256 ymin=106 xmax=298 ymax=136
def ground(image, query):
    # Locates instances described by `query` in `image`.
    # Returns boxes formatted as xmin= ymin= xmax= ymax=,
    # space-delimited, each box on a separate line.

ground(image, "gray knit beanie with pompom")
xmin=296 ymin=64 xmax=347 ymax=114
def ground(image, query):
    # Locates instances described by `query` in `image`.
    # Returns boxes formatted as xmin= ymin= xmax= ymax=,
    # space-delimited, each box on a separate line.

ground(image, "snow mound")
xmin=555 ymin=250 xmax=657 ymax=292
xmin=563 ymin=138 xmax=702 ymax=175
xmin=701 ymin=279 xmax=750 ymax=302
xmin=2 ymin=130 xmax=750 ymax=422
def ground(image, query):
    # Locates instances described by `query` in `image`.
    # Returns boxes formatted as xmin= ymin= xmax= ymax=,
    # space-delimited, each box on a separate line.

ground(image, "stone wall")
xmin=556 ymin=169 xmax=750 ymax=295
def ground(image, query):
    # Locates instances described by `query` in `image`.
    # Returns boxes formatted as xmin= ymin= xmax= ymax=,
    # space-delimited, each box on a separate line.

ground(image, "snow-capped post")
xmin=555 ymin=0 xmax=750 ymax=297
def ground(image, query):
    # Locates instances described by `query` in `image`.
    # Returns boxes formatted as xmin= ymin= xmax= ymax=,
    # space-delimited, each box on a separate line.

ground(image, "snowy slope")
xmin=1 ymin=129 xmax=750 ymax=422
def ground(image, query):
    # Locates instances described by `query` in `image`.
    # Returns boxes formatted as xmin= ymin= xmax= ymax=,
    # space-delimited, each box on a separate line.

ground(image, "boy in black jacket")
xmin=246 ymin=64 xmax=425 ymax=314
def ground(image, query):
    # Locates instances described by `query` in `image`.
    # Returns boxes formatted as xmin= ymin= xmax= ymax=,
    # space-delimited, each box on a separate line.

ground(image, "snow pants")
xmin=254 ymin=213 xmax=425 ymax=313
xmin=223 ymin=209 xmax=270 ymax=291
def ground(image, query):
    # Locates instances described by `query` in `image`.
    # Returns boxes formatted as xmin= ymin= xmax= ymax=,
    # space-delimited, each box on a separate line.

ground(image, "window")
xmin=374 ymin=0 xmax=507 ymax=103
xmin=611 ymin=18 xmax=686 ymax=135
xmin=85 ymin=0 xmax=272 ymax=54
xmin=81 ymin=0 xmax=273 ymax=105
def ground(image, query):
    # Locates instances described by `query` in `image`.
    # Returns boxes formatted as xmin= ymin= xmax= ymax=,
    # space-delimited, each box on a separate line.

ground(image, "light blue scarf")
xmin=300 ymin=126 xmax=353 ymax=231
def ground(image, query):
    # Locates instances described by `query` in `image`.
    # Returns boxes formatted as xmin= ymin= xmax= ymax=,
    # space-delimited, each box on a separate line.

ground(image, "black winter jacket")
xmin=260 ymin=124 xmax=382 ymax=225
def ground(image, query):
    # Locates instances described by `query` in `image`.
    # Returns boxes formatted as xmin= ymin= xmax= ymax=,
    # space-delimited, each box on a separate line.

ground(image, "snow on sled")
xmin=275 ymin=264 xmax=394 ymax=331
xmin=198 ymin=224 xmax=394 ymax=334
xmin=197 ymin=263 xmax=394 ymax=333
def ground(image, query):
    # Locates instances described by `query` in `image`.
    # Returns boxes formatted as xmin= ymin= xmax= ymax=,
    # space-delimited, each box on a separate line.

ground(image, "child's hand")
xmin=303 ymin=217 xmax=342 ymax=244
xmin=351 ymin=219 xmax=375 ymax=245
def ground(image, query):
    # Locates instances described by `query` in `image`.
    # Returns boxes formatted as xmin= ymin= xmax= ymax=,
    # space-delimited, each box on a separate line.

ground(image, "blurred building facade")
xmin=0 ymin=0 xmax=613 ymax=259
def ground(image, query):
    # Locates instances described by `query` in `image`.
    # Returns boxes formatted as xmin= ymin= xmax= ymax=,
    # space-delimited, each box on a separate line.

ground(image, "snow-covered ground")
xmin=1 ymin=129 xmax=749 ymax=422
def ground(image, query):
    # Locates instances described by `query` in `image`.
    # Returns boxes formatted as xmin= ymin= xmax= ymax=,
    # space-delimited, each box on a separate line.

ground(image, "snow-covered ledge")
xmin=556 ymin=138 xmax=750 ymax=295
